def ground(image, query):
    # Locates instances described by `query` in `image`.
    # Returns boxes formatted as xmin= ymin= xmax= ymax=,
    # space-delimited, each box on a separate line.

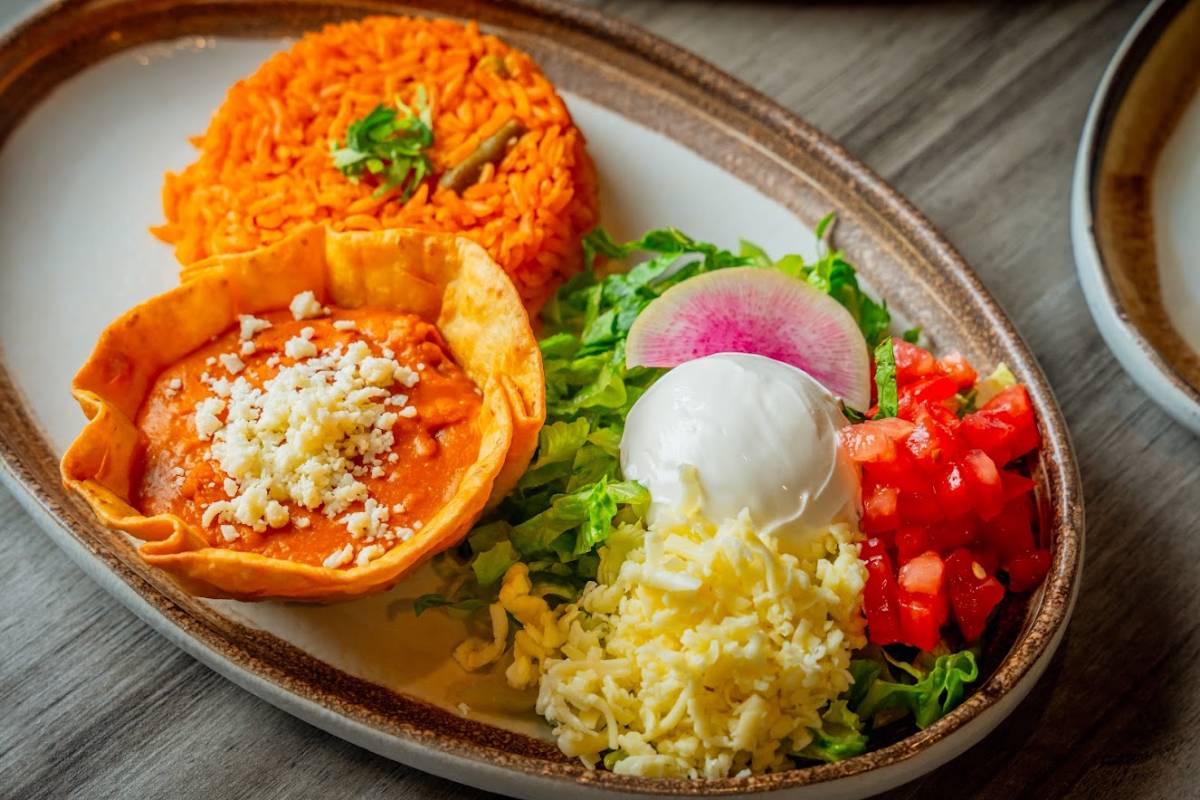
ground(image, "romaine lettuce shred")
xmin=796 ymin=648 xmax=980 ymax=763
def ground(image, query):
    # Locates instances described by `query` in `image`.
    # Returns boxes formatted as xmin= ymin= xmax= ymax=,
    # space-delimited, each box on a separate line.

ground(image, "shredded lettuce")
xmin=597 ymin=522 xmax=644 ymax=585
xmin=509 ymin=477 xmax=649 ymax=559
xmin=799 ymin=649 xmax=980 ymax=763
xmin=514 ymin=419 xmax=591 ymax=490
xmin=797 ymin=700 xmax=869 ymax=763
xmin=471 ymin=540 xmax=519 ymax=586
xmin=852 ymin=649 xmax=979 ymax=729
xmin=909 ymin=652 xmax=977 ymax=727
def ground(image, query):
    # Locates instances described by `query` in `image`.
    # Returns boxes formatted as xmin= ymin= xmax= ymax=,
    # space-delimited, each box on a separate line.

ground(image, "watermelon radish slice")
xmin=626 ymin=267 xmax=872 ymax=410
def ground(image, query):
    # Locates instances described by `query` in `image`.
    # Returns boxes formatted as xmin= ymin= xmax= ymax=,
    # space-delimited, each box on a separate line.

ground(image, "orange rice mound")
xmin=152 ymin=16 xmax=598 ymax=309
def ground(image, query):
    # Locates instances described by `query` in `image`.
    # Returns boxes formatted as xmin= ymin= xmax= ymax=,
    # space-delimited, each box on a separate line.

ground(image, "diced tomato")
xmin=960 ymin=412 xmax=1015 ymax=465
xmin=938 ymin=352 xmax=977 ymax=390
xmin=868 ymin=453 xmax=932 ymax=495
xmin=932 ymin=587 xmax=950 ymax=627
xmin=860 ymin=536 xmax=885 ymax=561
xmin=861 ymin=538 xmax=903 ymax=645
xmin=895 ymin=526 xmax=930 ymax=563
xmin=961 ymin=449 xmax=1005 ymax=521
xmin=945 ymin=549 xmax=1005 ymax=641
xmin=904 ymin=408 xmax=959 ymax=467
xmin=934 ymin=462 xmax=974 ymax=520
xmin=893 ymin=338 xmax=940 ymax=384
xmin=853 ymin=349 xmax=1050 ymax=649
xmin=862 ymin=484 xmax=900 ymax=533
xmin=1000 ymin=470 xmax=1037 ymax=500
xmin=920 ymin=400 xmax=962 ymax=429
xmin=897 ymin=590 xmax=944 ymax=651
xmin=1010 ymin=430 xmax=1040 ymax=464
xmin=898 ymin=486 xmax=944 ymax=526
xmin=840 ymin=418 xmax=916 ymax=463
xmin=963 ymin=386 xmax=1040 ymax=465
xmin=899 ymin=551 xmax=945 ymax=595
xmin=981 ymin=384 xmax=1035 ymax=418
xmin=898 ymin=376 xmax=959 ymax=420
xmin=841 ymin=426 xmax=893 ymax=463
xmin=983 ymin=496 xmax=1036 ymax=560
xmin=929 ymin=517 xmax=978 ymax=552
xmin=1007 ymin=549 xmax=1051 ymax=592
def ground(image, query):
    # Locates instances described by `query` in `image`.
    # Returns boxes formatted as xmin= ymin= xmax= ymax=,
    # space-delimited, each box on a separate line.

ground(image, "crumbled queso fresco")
xmin=190 ymin=296 xmax=423 ymax=565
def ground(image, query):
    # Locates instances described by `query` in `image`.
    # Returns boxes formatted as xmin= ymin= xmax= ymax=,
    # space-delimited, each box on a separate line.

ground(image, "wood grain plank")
xmin=4 ymin=1 xmax=1196 ymax=798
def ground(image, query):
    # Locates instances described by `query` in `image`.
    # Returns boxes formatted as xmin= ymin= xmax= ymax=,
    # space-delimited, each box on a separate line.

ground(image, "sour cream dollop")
xmin=620 ymin=353 xmax=859 ymax=550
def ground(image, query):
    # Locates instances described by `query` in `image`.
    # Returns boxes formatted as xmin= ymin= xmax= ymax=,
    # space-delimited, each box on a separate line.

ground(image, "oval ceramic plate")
xmin=1072 ymin=0 xmax=1200 ymax=435
xmin=0 ymin=1 xmax=1083 ymax=797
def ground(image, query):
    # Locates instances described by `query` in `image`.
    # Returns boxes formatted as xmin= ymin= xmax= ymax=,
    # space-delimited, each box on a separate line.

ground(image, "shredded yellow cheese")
xmin=451 ymin=564 xmax=572 ymax=687
xmin=535 ymin=511 xmax=866 ymax=779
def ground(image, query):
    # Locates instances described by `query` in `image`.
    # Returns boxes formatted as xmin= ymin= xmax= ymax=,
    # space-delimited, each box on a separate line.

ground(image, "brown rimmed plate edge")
xmin=0 ymin=0 xmax=1083 ymax=796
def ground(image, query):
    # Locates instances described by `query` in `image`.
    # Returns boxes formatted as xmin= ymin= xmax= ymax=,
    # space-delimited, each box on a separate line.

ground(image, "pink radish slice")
xmin=626 ymin=266 xmax=872 ymax=410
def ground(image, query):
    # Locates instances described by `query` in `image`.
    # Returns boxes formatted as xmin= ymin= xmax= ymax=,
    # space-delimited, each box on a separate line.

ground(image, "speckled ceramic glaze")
xmin=0 ymin=1 xmax=1083 ymax=797
xmin=1072 ymin=0 xmax=1200 ymax=435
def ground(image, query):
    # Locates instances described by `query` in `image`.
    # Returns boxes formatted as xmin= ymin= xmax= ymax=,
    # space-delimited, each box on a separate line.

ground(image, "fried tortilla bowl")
xmin=60 ymin=225 xmax=544 ymax=601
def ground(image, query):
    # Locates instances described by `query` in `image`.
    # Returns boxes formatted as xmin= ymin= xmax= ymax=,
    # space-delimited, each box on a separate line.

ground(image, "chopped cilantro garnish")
xmin=330 ymin=87 xmax=434 ymax=200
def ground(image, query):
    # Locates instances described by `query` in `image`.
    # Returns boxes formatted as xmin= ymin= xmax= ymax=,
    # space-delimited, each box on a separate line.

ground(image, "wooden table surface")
xmin=4 ymin=1 xmax=1197 ymax=798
